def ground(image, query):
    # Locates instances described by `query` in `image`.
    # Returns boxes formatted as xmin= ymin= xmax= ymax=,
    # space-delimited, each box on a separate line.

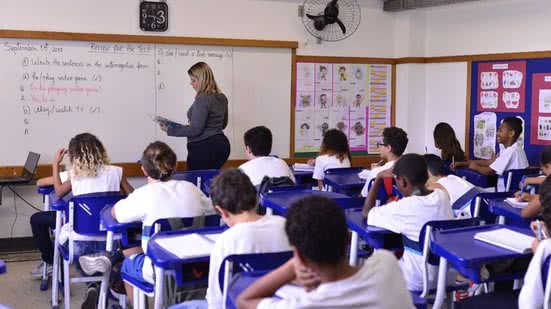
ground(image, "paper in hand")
xmin=148 ymin=114 xmax=183 ymax=128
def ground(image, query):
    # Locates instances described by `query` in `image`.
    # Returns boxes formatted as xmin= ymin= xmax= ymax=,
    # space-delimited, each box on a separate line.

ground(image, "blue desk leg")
xmin=349 ymin=231 xmax=358 ymax=266
xmin=433 ymin=258 xmax=448 ymax=309
xmin=51 ymin=211 xmax=62 ymax=308
xmin=154 ymin=268 xmax=165 ymax=309
xmin=498 ymin=216 xmax=506 ymax=225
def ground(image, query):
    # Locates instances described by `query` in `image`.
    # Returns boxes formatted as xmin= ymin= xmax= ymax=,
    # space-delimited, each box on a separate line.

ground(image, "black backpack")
xmin=257 ymin=176 xmax=295 ymax=198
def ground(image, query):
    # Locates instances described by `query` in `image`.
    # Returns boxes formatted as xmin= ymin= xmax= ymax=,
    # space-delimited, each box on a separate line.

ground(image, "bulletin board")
xmin=469 ymin=58 xmax=551 ymax=166
xmin=291 ymin=56 xmax=395 ymax=158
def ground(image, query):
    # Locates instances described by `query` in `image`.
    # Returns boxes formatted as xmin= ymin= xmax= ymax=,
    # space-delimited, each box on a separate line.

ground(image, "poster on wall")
xmin=530 ymin=73 xmax=551 ymax=145
xmin=294 ymin=62 xmax=392 ymax=156
xmin=473 ymin=112 xmax=497 ymax=159
xmin=477 ymin=61 xmax=526 ymax=113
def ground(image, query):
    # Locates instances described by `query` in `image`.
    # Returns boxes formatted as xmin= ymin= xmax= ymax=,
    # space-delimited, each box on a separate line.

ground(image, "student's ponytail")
xmin=140 ymin=141 xmax=177 ymax=181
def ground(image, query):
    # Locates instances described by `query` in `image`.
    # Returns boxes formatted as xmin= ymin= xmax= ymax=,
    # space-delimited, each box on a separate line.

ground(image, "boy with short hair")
xmin=454 ymin=116 xmax=528 ymax=175
xmin=361 ymin=126 xmax=408 ymax=197
xmin=239 ymin=126 xmax=295 ymax=186
xmin=364 ymin=154 xmax=453 ymax=291
xmin=425 ymin=154 xmax=478 ymax=217
xmin=238 ymin=196 xmax=413 ymax=309
xmin=205 ymin=168 xmax=290 ymax=308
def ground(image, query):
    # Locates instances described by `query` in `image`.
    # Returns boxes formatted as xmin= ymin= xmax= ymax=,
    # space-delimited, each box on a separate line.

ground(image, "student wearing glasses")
xmin=360 ymin=127 xmax=408 ymax=197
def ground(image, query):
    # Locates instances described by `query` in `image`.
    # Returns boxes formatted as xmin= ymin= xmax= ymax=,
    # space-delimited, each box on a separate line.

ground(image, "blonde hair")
xmin=188 ymin=62 xmax=221 ymax=96
xmin=68 ymin=133 xmax=110 ymax=178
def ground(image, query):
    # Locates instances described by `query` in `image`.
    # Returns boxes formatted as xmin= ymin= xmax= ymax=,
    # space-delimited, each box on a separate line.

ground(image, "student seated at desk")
xmin=363 ymin=154 xmax=453 ymax=291
xmin=30 ymin=132 xmax=134 ymax=306
xmin=517 ymin=147 xmax=551 ymax=218
xmin=238 ymin=126 xmax=295 ymax=186
xmin=360 ymin=126 xmax=408 ymax=197
xmin=308 ymin=129 xmax=351 ymax=190
xmin=452 ymin=117 xmax=528 ymax=176
xmin=425 ymin=154 xmax=475 ymax=217
xmin=237 ymin=195 xmax=414 ymax=309
xmin=178 ymin=168 xmax=290 ymax=309
xmin=433 ymin=122 xmax=466 ymax=162
xmin=519 ymin=177 xmax=551 ymax=309
xmin=78 ymin=141 xmax=212 ymax=305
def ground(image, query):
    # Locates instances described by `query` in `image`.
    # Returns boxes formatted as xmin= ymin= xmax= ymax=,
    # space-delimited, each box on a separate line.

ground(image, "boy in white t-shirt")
xmin=425 ymin=154 xmax=477 ymax=217
xmin=237 ymin=195 xmax=414 ymax=309
xmin=238 ymin=126 xmax=295 ymax=186
xmin=453 ymin=117 xmax=528 ymax=176
xmin=177 ymin=168 xmax=290 ymax=309
xmin=78 ymin=141 xmax=211 ymax=305
xmin=361 ymin=126 xmax=408 ymax=197
xmin=364 ymin=154 xmax=453 ymax=291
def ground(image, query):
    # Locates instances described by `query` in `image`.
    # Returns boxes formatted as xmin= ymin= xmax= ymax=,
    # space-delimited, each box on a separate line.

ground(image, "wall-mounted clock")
xmin=140 ymin=1 xmax=168 ymax=32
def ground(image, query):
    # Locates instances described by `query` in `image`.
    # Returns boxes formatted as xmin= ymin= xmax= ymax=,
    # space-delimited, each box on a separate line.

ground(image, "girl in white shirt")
xmin=309 ymin=129 xmax=351 ymax=190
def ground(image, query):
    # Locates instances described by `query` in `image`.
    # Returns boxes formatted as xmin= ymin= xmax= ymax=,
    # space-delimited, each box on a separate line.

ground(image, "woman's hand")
xmin=53 ymin=148 xmax=66 ymax=165
xmin=159 ymin=123 xmax=168 ymax=132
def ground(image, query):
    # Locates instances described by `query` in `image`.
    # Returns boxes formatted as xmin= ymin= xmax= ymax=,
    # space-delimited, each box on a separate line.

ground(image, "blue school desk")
xmin=345 ymin=208 xmax=402 ymax=265
xmin=324 ymin=173 xmax=365 ymax=196
xmin=260 ymin=190 xmax=351 ymax=215
xmin=291 ymin=168 xmax=314 ymax=185
xmin=488 ymin=199 xmax=531 ymax=226
xmin=456 ymin=168 xmax=497 ymax=189
xmin=430 ymin=224 xmax=532 ymax=309
xmin=147 ymin=227 xmax=226 ymax=309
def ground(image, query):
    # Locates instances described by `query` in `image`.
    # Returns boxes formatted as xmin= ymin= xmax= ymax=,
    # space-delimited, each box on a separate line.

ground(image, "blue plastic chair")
xmin=324 ymin=167 xmax=364 ymax=174
xmin=452 ymin=187 xmax=484 ymax=218
xmin=173 ymin=169 xmax=219 ymax=194
xmin=367 ymin=178 xmax=402 ymax=206
xmin=470 ymin=192 xmax=513 ymax=224
xmin=0 ymin=259 xmax=5 ymax=275
xmin=504 ymin=168 xmax=542 ymax=193
xmin=218 ymin=251 xmax=293 ymax=309
xmin=58 ymin=192 xmax=126 ymax=309
xmin=456 ymin=168 xmax=498 ymax=190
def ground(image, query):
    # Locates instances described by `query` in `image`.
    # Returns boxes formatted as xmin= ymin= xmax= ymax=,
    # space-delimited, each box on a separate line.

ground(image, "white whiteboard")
xmin=0 ymin=38 xmax=292 ymax=165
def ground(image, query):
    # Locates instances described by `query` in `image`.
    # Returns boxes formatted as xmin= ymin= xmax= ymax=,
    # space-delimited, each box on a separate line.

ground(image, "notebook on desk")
xmin=292 ymin=163 xmax=314 ymax=172
xmin=505 ymin=197 xmax=528 ymax=209
xmin=474 ymin=228 xmax=535 ymax=254
xmin=156 ymin=232 xmax=221 ymax=259
xmin=0 ymin=152 xmax=40 ymax=185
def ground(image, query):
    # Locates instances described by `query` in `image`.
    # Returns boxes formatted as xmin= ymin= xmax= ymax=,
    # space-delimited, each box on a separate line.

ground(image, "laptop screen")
xmin=22 ymin=152 xmax=40 ymax=179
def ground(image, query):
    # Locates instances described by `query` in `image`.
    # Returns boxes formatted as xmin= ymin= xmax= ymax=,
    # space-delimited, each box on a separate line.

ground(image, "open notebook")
xmin=155 ymin=233 xmax=221 ymax=259
xmin=474 ymin=228 xmax=535 ymax=254
xmin=292 ymin=163 xmax=314 ymax=172
xmin=505 ymin=197 xmax=528 ymax=209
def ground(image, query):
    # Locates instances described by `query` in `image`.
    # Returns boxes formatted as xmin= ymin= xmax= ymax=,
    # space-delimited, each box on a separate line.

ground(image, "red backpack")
xmin=383 ymin=177 xmax=399 ymax=203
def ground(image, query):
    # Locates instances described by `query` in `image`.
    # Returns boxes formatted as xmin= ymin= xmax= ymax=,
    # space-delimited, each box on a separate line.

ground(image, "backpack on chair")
xmin=257 ymin=176 xmax=296 ymax=214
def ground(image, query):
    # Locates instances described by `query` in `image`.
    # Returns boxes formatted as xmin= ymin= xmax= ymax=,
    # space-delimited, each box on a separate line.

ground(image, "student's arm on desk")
xmin=466 ymin=161 xmax=496 ymax=176
xmin=237 ymin=259 xmax=296 ymax=309
xmin=362 ymin=168 xmax=393 ymax=217
xmin=524 ymin=176 xmax=545 ymax=186
xmin=52 ymin=148 xmax=71 ymax=197
xmin=37 ymin=176 xmax=53 ymax=187
xmin=521 ymin=194 xmax=541 ymax=218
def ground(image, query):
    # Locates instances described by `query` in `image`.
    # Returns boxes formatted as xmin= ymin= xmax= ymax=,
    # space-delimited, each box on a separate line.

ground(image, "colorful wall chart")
xmin=294 ymin=62 xmax=392 ymax=156
xmin=478 ymin=61 xmax=526 ymax=113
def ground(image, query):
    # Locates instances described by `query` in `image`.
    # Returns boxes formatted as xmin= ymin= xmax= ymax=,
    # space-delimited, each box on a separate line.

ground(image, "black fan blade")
xmin=307 ymin=14 xmax=328 ymax=31
xmin=306 ymin=13 xmax=323 ymax=21
xmin=335 ymin=18 xmax=346 ymax=34
xmin=328 ymin=0 xmax=339 ymax=8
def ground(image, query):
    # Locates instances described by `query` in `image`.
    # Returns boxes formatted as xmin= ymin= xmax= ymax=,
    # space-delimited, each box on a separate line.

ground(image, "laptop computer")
xmin=0 ymin=152 xmax=40 ymax=184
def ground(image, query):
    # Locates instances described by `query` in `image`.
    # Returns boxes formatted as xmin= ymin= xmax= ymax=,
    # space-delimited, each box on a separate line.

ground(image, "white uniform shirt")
xmin=312 ymin=155 xmax=351 ymax=180
xmin=239 ymin=156 xmax=296 ymax=186
xmin=437 ymin=174 xmax=475 ymax=207
xmin=70 ymin=165 xmax=122 ymax=195
xmin=258 ymin=250 xmax=414 ymax=309
xmin=368 ymin=189 xmax=453 ymax=291
xmin=490 ymin=143 xmax=529 ymax=175
xmin=114 ymin=180 xmax=212 ymax=283
xmin=360 ymin=160 xmax=396 ymax=197
xmin=206 ymin=215 xmax=290 ymax=309
xmin=519 ymin=238 xmax=551 ymax=309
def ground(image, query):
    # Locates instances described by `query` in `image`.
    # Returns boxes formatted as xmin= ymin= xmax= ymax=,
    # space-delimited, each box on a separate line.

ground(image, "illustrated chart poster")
xmin=473 ymin=112 xmax=497 ymax=159
xmin=477 ymin=61 xmax=526 ymax=113
xmin=294 ymin=62 xmax=391 ymax=155
xmin=530 ymin=73 xmax=551 ymax=145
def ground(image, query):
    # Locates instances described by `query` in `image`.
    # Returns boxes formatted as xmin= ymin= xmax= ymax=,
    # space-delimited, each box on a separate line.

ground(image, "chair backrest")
xmin=334 ymin=197 xmax=365 ymax=210
xmin=452 ymin=187 xmax=484 ymax=218
xmin=173 ymin=169 xmax=219 ymax=188
xmin=368 ymin=178 xmax=402 ymax=206
xmin=504 ymin=168 xmax=542 ymax=193
xmin=414 ymin=218 xmax=481 ymax=297
xmin=456 ymin=168 xmax=498 ymax=189
xmin=324 ymin=167 xmax=363 ymax=175
xmin=469 ymin=192 xmax=512 ymax=223
xmin=267 ymin=184 xmax=312 ymax=192
xmin=69 ymin=192 xmax=125 ymax=236
xmin=257 ymin=176 xmax=296 ymax=197
xmin=218 ymin=251 xmax=293 ymax=308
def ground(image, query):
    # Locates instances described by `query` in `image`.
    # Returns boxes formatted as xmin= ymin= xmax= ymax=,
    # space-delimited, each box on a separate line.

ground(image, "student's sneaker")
xmin=30 ymin=262 xmax=52 ymax=279
xmin=79 ymin=251 xmax=120 ymax=275
xmin=81 ymin=284 xmax=99 ymax=309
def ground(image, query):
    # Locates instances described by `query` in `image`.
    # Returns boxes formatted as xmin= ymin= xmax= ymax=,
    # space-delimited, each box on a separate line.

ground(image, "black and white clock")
xmin=140 ymin=1 xmax=168 ymax=32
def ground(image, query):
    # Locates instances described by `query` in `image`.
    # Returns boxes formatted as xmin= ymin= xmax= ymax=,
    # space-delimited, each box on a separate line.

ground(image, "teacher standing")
xmin=160 ymin=62 xmax=230 ymax=170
